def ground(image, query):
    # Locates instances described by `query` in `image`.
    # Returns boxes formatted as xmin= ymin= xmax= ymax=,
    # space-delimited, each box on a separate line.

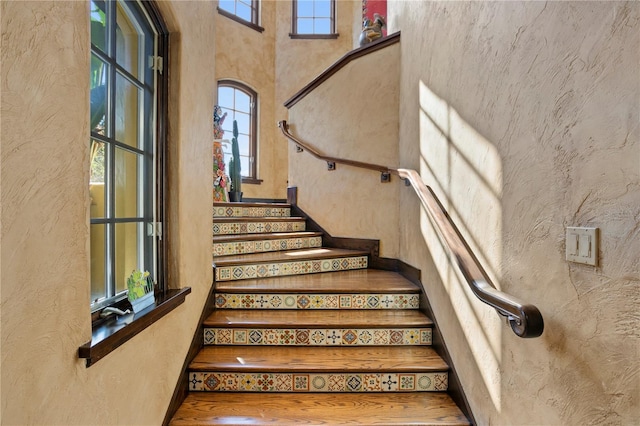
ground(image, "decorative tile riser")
xmin=215 ymin=256 xmax=368 ymax=282
xmin=204 ymin=328 xmax=432 ymax=346
xmin=213 ymin=236 xmax=322 ymax=256
xmin=214 ymin=293 xmax=420 ymax=310
xmin=213 ymin=221 xmax=305 ymax=236
xmin=189 ymin=372 xmax=448 ymax=392
xmin=213 ymin=206 xmax=291 ymax=218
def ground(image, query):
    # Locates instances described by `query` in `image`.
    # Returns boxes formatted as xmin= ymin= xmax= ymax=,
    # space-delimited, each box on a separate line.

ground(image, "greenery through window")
xmin=291 ymin=0 xmax=336 ymax=37
xmin=217 ymin=81 xmax=258 ymax=180
xmin=90 ymin=0 xmax=165 ymax=311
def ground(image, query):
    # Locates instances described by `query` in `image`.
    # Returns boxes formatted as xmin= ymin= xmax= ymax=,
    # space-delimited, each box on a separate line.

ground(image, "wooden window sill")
xmin=289 ymin=33 xmax=339 ymax=40
xmin=78 ymin=287 xmax=191 ymax=367
xmin=242 ymin=177 xmax=263 ymax=185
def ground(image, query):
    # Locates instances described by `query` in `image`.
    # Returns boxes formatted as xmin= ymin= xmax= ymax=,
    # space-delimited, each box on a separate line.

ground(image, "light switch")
xmin=566 ymin=227 xmax=598 ymax=266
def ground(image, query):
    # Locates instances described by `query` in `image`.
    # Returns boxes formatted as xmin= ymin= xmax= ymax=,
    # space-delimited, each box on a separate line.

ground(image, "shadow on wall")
xmin=418 ymin=80 xmax=504 ymax=411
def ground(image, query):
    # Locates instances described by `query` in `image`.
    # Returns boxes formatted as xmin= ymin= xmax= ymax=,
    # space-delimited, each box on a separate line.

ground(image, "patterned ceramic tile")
xmin=204 ymin=328 xmax=432 ymax=345
xmin=213 ymin=236 xmax=322 ymax=256
xmin=213 ymin=221 xmax=305 ymax=236
xmin=214 ymin=292 xmax=419 ymax=309
xmin=215 ymin=256 xmax=368 ymax=282
xmin=189 ymin=372 xmax=447 ymax=392
xmin=213 ymin=206 xmax=291 ymax=218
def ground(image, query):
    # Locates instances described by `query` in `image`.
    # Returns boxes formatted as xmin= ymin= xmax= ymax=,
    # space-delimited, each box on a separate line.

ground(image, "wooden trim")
xmin=289 ymin=33 xmax=339 ymax=40
xmin=396 ymin=264 xmax=475 ymax=425
xmin=284 ymin=31 xmax=400 ymax=108
xmin=242 ymin=177 xmax=263 ymax=185
xmin=79 ymin=287 xmax=191 ymax=367
xmin=217 ymin=7 xmax=265 ymax=33
xmin=162 ymin=282 xmax=219 ymax=426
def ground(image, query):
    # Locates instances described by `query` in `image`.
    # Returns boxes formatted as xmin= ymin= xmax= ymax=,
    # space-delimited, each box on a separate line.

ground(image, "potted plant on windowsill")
xmin=127 ymin=270 xmax=155 ymax=313
xmin=228 ymin=119 xmax=243 ymax=202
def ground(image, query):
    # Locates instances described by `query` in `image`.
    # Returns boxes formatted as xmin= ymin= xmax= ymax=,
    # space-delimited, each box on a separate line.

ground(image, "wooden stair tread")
xmin=204 ymin=309 xmax=433 ymax=328
xmin=213 ymin=217 xmax=305 ymax=223
xmin=170 ymin=392 xmax=471 ymax=425
xmin=215 ymin=269 xmax=420 ymax=294
xmin=213 ymin=202 xmax=291 ymax=208
xmin=213 ymin=247 xmax=368 ymax=266
xmin=213 ymin=231 xmax=322 ymax=243
xmin=189 ymin=346 xmax=448 ymax=372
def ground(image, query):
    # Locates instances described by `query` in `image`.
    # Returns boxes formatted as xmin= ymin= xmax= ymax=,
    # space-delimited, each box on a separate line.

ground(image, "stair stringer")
xmin=289 ymin=188 xmax=475 ymax=424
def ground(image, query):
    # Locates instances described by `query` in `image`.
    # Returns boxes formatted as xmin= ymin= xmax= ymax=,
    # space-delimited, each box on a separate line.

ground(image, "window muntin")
xmin=292 ymin=0 xmax=336 ymax=36
xmin=217 ymin=81 xmax=258 ymax=180
xmin=90 ymin=0 xmax=161 ymax=310
xmin=218 ymin=0 xmax=259 ymax=27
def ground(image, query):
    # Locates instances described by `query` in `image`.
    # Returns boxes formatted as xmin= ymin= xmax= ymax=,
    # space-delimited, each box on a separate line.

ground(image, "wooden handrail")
xmin=279 ymin=120 xmax=544 ymax=338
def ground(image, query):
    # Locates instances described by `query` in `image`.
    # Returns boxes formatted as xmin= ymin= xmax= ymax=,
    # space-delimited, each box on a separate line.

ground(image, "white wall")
xmin=389 ymin=1 xmax=639 ymax=424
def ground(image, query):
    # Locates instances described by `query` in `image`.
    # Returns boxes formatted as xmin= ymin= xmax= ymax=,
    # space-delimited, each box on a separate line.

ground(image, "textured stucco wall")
xmin=288 ymin=44 xmax=401 ymax=258
xmin=1 ymin=1 xmax=215 ymax=424
xmin=275 ymin=0 xmax=356 ymax=140
xmin=389 ymin=1 xmax=639 ymax=424
xmin=215 ymin=1 xmax=284 ymax=199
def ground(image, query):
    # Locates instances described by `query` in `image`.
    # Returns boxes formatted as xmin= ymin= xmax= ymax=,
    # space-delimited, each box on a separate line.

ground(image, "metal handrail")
xmin=279 ymin=120 xmax=544 ymax=338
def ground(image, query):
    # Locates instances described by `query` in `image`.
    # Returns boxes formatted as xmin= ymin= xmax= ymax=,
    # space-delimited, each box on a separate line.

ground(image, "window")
xmin=217 ymin=0 xmax=264 ymax=33
xmin=217 ymin=81 xmax=258 ymax=181
xmin=89 ymin=0 xmax=167 ymax=311
xmin=291 ymin=0 xmax=337 ymax=38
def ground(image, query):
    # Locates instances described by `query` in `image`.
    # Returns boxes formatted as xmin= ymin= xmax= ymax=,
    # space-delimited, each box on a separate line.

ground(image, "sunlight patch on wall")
xmin=418 ymin=80 xmax=504 ymax=410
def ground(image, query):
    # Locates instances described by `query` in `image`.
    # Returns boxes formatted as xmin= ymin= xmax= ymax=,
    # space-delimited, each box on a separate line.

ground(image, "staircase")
xmin=170 ymin=202 xmax=470 ymax=425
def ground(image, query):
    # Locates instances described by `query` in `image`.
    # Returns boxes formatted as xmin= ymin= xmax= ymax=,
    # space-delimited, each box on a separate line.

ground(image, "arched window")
xmin=217 ymin=80 xmax=258 ymax=180
xmin=89 ymin=0 xmax=168 ymax=310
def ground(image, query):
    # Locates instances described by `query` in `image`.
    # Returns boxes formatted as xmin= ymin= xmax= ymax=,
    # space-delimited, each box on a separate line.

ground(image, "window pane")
xmin=315 ymin=18 xmax=331 ymax=34
xmin=236 ymin=2 xmax=251 ymax=21
xmin=90 ymin=1 xmax=107 ymax=52
xmin=114 ymin=147 xmax=140 ymax=218
xmin=116 ymin=1 xmax=140 ymax=78
xmin=235 ymin=112 xmax=250 ymax=133
xmin=297 ymin=0 xmax=313 ymax=17
xmin=114 ymin=222 xmax=140 ymax=294
xmin=240 ymin=156 xmax=250 ymax=177
xmin=90 ymin=223 xmax=107 ymax=304
xmin=235 ymin=92 xmax=250 ymax=113
xmin=238 ymin=133 xmax=250 ymax=157
xmin=90 ymin=54 xmax=108 ymax=135
xmin=115 ymin=73 xmax=140 ymax=148
xmin=219 ymin=0 xmax=235 ymax=14
xmin=90 ymin=141 xmax=106 ymax=218
xmin=314 ymin=0 xmax=331 ymax=17
xmin=218 ymin=87 xmax=234 ymax=110
xmin=297 ymin=18 xmax=314 ymax=34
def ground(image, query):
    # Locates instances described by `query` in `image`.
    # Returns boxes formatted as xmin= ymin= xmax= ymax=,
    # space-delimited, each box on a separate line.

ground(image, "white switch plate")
xmin=566 ymin=227 xmax=598 ymax=266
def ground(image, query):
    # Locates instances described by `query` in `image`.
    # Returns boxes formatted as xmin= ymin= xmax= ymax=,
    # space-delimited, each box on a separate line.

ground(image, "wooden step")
xmin=203 ymin=310 xmax=433 ymax=346
xmin=213 ymin=248 xmax=368 ymax=282
xmin=214 ymin=269 xmax=420 ymax=310
xmin=216 ymin=269 xmax=420 ymax=294
xmin=215 ymin=269 xmax=421 ymax=294
xmin=213 ymin=217 xmax=306 ymax=236
xmin=204 ymin=309 xmax=433 ymax=328
xmin=188 ymin=346 xmax=448 ymax=393
xmin=170 ymin=393 xmax=471 ymax=425
xmin=191 ymin=346 xmax=447 ymax=372
xmin=213 ymin=202 xmax=291 ymax=218
xmin=213 ymin=232 xmax=323 ymax=256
